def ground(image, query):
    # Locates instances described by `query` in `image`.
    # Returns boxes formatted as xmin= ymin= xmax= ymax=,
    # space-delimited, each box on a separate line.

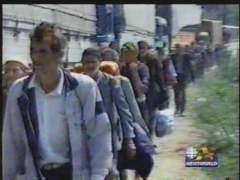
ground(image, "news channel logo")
xmin=185 ymin=146 xmax=218 ymax=167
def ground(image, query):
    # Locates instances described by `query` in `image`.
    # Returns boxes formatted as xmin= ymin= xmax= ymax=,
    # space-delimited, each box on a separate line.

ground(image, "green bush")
xmin=189 ymin=50 xmax=239 ymax=179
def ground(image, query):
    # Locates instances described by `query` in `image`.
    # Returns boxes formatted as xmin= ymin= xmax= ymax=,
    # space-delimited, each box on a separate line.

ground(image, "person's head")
xmin=30 ymin=22 xmax=67 ymax=77
xmin=101 ymin=48 xmax=119 ymax=62
xmin=121 ymin=42 xmax=139 ymax=64
xmin=174 ymin=44 xmax=183 ymax=54
xmin=109 ymin=41 xmax=120 ymax=53
xmin=81 ymin=48 xmax=101 ymax=77
xmin=156 ymin=47 xmax=165 ymax=57
xmin=184 ymin=45 xmax=191 ymax=52
xmin=99 ymin=61 xmax=120 ymax=76
xmin=142 ymin=51 xmax=160 ymax=68
xmin=3 ymin=59 xmax=30 ymax=89
xmin=137 ymin=40 xmax=150 ymax=56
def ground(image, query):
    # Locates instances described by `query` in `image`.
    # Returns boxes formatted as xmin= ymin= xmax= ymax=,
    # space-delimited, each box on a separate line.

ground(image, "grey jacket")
xmin=97 ymin=72 xmax=135 ymax=155
xmin=2 ymin=71 xmax=113 ymax=180
xmin=118 ymin=76 xmax=150 ymax=134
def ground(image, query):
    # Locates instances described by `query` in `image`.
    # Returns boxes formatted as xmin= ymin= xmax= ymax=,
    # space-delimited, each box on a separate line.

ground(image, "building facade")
xmin=2 ymin=4 xmax=203 ymax=66
xmin=120 ymin=4 xmax=156 ymax=46
xmin=2 ymin=4 xmax=97 ymax=67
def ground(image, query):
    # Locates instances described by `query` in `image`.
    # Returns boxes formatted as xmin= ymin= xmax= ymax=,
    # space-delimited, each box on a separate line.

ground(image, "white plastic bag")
xmin=159 ymin=108 xmax=175 ymax=133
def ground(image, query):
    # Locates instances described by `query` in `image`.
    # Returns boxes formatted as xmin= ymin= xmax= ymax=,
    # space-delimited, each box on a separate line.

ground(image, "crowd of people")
xmin=2 ymin=22 xmax=225 ymax=180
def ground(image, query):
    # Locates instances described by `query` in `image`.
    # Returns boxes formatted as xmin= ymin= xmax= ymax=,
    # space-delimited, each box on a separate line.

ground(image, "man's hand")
xmin=123 ymin=138 xmax=136 ymax=160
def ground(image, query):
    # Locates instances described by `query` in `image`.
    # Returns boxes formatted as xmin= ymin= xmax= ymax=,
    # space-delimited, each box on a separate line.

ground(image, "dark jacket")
xmin=171 ymin=53 xmax=195 ymax=83
xmin=144 ymin=56 xmax=167 ymax=112
xmin=118 ymin=76 xmax=149 ymax=134
xmin=121 ymin=62 xmax=150 ymax=100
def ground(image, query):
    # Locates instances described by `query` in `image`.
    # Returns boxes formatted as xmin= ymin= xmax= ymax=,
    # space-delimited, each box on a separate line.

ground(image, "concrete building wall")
xmin=123 ymin=4 xmax=155 ymax=33
xmin=2 ymin=4 xmax=158 ymax=65
xmin=171 ymin=5 xmax=202 ymax=36
xmin=3 ymin=4 xmax=96 ymax=34
xmin=2 ymin=4 xmax=97 ymax=65
xmin=2 ymin=29 xmax=31 ymax=65
xmin=120 ymin=32 xmax=155 ymax=47
xmin=120 ymin=4 xmax=156 ymax=46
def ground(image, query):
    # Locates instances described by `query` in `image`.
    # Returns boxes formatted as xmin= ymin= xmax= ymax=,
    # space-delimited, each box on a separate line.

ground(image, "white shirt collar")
xmin=28 ymin=68 xmax=64 ymax=96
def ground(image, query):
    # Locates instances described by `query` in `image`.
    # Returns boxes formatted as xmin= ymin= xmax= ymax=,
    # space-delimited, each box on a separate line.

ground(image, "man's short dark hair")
xmin=109 ymin=41 xmax=118 ymax=48
xmin=175 ymin=43 xmax=181 ymax=49
xmin=82 ymin=48 xmax=102 ymax=60
xmin=101 ymin=48 xmax=119 ymax=62
xmin=137 ymin=40 xmax=149 ymax=49
xmin=121 ymin=42 xmax=139 ymax=56
xmin=30 ymin=22 xmax=67 ymax=57
xmin=156 ymin=47 xmax=164 ymax=55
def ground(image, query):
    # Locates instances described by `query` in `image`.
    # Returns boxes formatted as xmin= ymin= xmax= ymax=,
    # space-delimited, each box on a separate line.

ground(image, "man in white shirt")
xmin=28 ymin=68 xmax=70 ymax=168
xmin=2 ymin=22 xmax=112 ymax=180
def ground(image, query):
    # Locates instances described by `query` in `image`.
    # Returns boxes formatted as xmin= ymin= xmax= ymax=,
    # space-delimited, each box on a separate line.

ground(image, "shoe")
xmin=154 ymin=149 xmax=160 ymax=154
xmin=174 ymin=110 xmax=180 ymax=115
xmin=179 ymin=113 xmax=185 ymax=117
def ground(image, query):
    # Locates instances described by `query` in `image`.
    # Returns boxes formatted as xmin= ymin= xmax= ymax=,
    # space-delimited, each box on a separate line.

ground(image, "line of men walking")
xmin=2 ymin=22 xmax=223 ymax=180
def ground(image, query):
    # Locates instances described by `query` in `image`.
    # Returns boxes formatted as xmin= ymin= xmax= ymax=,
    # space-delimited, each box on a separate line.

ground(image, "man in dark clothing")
xmin=109 ymin=41 xmax=121 ymax=54
xmin=139 ymin=43 xmax=168 ymax=112
xmin=156 ymin=47 xmax=177 ymax=109
xmin=141 ymin=51 xmax=168 ymax=137
xmin=137 ymin=40 xmax=150 ymax=62
xmin=171 ymin=44 xmax=195 ymax=116
xmin=120 ymin=42 xmax=150 ymax=126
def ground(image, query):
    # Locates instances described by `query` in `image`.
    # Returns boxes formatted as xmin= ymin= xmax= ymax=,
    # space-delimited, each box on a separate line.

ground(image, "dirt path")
xmin=148 ymin=45 xmax=238 ymax=180
xmin=128 ymin=85 xmax=211 ymax=180
xmin=149 ymin=87 xmax=210 ymax=180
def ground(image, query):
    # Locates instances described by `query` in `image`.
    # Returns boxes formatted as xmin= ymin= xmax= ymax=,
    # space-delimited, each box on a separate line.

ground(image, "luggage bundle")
xmin=154 ymin=109 xmax=175 ymax=138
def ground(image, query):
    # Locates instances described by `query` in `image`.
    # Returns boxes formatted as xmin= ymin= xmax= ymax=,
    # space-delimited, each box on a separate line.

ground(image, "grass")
xmin=188 ymin=50 xmax=239 ymax=180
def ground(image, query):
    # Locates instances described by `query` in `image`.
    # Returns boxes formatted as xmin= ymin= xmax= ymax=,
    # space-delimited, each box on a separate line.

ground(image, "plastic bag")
xmin=154 ymin=109 xmax=175 ymax=137
xmin=159 ymin=108 xmax=175 ymax=134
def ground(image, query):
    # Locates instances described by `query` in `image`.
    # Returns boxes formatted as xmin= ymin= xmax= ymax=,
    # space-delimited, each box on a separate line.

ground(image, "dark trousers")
xmin=174 ymin=80 xmax=186 ymax=114
xmin=117 ymin=144 xmax=154 ymax=179
xmin=40 ymin=163 xmax=72 ymax=180
xmin=119 ymin=170 xmax=128 ymax=180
